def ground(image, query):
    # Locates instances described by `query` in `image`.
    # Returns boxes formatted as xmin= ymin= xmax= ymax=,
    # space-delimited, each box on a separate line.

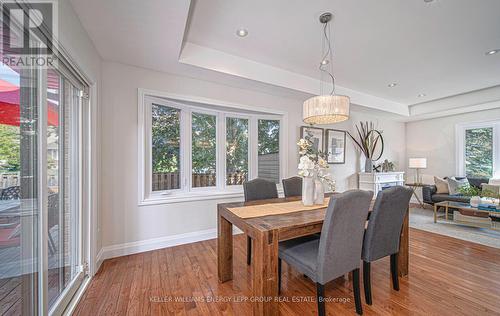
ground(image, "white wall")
xmin=406 ymin=108 xmax=500 ymax=182
xmin=323 ymin=114 xmax=406 ymax=191
xmin=99 ymin=61 xmax=406 ymax=258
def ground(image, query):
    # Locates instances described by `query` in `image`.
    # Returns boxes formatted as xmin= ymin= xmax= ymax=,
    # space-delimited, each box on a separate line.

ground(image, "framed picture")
xmin=300 ymin=126 xmax=324 ymax=152
xmin=325 ymin=129 xmax=346 ymax=164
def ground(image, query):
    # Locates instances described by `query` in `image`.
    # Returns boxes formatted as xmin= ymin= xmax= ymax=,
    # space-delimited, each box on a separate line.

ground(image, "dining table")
xmin=217 ymin=193 xmax=409 ymax=316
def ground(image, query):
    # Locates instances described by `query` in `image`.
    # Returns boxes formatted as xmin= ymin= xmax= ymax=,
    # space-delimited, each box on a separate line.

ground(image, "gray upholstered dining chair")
xmin=282 ymin=176 xmax=302 ymax=197
xmin=361 ymin=186 xmax=412 ymax=305
xmin=243 ymin=178 xmax=278 ymax=265
xmin=278 ymin=190 xmax=373 ymax=315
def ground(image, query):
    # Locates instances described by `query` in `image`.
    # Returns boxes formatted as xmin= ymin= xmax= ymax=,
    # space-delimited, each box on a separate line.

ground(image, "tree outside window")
xmin=465 ymin=127 xmax=493 ymax=178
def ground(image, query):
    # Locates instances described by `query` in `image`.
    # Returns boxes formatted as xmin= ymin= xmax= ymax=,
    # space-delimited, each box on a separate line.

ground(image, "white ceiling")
xmin=70 ymin=0 xmax=500 ymax=119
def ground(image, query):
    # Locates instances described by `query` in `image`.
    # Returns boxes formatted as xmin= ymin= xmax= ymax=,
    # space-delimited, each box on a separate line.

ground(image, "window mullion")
xmin=494 ymin=124 xmax=500 ymax=178
xmin=249 ymin=117 xmax=258 ymax=180
xmin=220 ymin=113 xmax=227 ymax=190
xmin=183 ymin=108 xmax=192 ymax=192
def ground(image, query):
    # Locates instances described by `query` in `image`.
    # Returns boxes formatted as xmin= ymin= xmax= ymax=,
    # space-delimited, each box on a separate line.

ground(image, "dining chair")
xmin=361 ymin=186 xmax=412 ymax=305
xmin=278 ymin=190 xmax=373 ymax=315
xmin=243 ymin=178 xmax=278 ymax=265
xmin=282 ymin=176 xmax=302 ymax=197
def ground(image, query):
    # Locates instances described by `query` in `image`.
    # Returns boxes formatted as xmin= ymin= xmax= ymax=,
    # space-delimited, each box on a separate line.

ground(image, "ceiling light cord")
xmin=319 ymin=20 xmax=335 ymax=95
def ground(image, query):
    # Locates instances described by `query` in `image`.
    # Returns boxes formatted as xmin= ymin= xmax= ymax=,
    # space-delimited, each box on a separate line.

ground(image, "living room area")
xmin=406 ymin=111 xmax=500 ymax=249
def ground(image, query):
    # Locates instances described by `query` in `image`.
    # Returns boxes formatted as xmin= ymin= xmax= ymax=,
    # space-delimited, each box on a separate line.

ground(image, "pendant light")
xmin=303 ymin=12 xmax=350 ymax=125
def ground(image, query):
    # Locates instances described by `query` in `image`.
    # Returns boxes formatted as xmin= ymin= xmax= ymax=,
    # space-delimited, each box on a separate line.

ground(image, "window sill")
xmin=139 ymin=188 xmax=284 ymax=206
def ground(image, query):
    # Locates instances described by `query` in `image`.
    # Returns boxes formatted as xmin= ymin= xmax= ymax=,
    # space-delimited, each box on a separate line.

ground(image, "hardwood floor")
xmin=74 ymin=228 xmax=500 ymax=315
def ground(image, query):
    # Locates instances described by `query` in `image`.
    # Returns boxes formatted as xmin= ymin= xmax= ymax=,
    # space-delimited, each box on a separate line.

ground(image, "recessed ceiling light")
xmin=388 ymin=83 xmax=397 ymax=87
xmin=424 ymin=0 xmax=434 ymax=2
xmin=321 ymin=59 xmax=329 ymax=65
xmin=236 ymin=29 xmax=248 ymax=37
xmin=417 ymin=93 xmax=426 ymax=97
xmin=486 ymin=49 xmax=499 ymax=55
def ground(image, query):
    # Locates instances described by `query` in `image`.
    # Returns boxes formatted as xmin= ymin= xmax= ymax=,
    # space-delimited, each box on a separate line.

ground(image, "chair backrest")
xmin=243 ymin=178 xmax=278 ymax=202
xmin=362 ymin=186 xmax=412 ymax=262
xmin=316 ymin=190 xmax=373 ymax=284
xmin=282 ymin=176 xmax=302 ymax=197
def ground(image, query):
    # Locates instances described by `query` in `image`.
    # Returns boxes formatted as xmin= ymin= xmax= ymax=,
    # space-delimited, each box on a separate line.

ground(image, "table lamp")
xmin=409 ymin=158 xmax=427 ymax=184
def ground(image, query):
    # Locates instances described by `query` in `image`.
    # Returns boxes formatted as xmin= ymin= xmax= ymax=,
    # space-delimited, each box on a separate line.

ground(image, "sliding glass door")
xmin=0 ymin=48 xmax=88 ymax=316
xmin=46 ymin=68 xmax=85 ymax=313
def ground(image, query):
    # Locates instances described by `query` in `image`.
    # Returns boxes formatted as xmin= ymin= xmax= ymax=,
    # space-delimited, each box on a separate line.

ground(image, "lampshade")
xmin=408 ymin=158 xmax=427 ymax=169
xmin=303 ymin=94 xmax=350 ymax=125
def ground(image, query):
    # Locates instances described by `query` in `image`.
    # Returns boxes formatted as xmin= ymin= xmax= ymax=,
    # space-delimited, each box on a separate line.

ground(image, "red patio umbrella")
xmin=0 ymin=78 xmax=59 ymax=126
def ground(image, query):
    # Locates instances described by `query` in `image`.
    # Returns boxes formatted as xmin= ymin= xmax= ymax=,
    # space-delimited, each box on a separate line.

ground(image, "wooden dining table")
xmin=217 ymin=193 xmax=409 ymax=316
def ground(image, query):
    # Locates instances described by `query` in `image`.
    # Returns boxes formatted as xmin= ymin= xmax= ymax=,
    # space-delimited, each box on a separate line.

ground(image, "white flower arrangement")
xmin=297 ymin=137 xmax=336 ymax=191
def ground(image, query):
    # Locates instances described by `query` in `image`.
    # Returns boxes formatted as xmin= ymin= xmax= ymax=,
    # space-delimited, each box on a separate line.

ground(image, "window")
xmin=152 ymin=104 xmax=180 ymax=191
xmin=192 ymin=112 xmax=217 ymax=187
xmin=139 ymin=92 xmax=286 ymax=203
xmin=465 ymin=127 xmax=493 ymax=177
xmin=226 ymin=117 xmax=248 ymax=185
xmin=258 ymin=119 xmax=280 ymax=183
xmin=456 ymin=121 xmax=500 ymax=178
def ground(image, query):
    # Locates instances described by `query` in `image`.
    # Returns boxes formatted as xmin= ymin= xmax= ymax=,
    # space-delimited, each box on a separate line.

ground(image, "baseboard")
xmin=98 ymin=228 xmax=239 ymax=261
xmin=95 ymin=248 xmax=105 ymax=274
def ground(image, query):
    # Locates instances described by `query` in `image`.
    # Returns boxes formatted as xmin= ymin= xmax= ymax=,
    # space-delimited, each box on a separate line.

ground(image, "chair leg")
xmin=353 ymin=268 xmax=363 ymax=315
xmin=390 ymin=253 xmax=399 ymax=291
xmin=363 ymin=261 xmax=372 ymax=305
xmin=278 ymin=258 xmax=282 ymax=294
xmin=247 ymin=236 xmax=251 ymax=265
xmin=316 ymin=283 xmax=325 ymax=316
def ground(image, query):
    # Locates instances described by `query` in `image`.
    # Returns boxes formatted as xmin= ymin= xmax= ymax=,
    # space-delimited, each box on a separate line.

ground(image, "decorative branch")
xmin=347 ymin=121 xmax=384 ymax=160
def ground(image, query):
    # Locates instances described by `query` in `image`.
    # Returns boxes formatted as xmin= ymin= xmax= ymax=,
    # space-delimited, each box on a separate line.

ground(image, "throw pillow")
xmin=447 ymin=177 xmax=469 ymax=195
xmin=434 ymin=176 xmax=449 ymax=194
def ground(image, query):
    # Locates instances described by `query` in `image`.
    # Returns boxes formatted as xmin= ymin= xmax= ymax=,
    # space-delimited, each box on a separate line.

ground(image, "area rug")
xmin=409 ymin=207 xmax=500 ymax=249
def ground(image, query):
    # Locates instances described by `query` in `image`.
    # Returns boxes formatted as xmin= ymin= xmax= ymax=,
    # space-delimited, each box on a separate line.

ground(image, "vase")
xmin=364 ymin=157 xmax=373 ymax=173
xmin=470 ymin=196 xmax=480 ymax=207
xmin=314 ymin=179 xmax=325 ymax=205
xmin=302 ymin=176 xmax=314 ymax=206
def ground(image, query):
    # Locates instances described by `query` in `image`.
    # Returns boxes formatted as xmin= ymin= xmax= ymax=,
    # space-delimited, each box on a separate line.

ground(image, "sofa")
xmin=422 ymin=177 xmax=489 ymax=205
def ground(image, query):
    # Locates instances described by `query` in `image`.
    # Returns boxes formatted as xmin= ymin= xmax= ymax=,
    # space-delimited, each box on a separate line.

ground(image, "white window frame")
xmin=138 ymin=89 xmax=288 ymax=205
xmin=456 ymin=120 xmax=500 ymax=178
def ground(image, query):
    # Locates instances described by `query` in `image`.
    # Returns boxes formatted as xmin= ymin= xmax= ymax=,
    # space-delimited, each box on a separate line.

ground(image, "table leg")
xmin=218 ymin=210 xmax=233 ymax=282
xmin=398 ymin=209 xmax=409 ymax=277
xmin=434 ymin=204 xmax=437 ymax=223
xmin=413 ymin=190 xmax=425 ymax=208
xmin=252 ymin=230 xmax=279 ymax=316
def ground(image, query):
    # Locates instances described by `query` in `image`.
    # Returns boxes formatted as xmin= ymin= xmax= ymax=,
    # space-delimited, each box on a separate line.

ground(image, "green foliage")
xmin=152 ymin=104 xmax=180 ymax=173
xmin=465 ymin=127 xmax=493 ymax=177
xmin=459 ymin=185 xmax=499 ymax=198
xmin=458 ymin=185 xmax=482 ymax=197
xmin=0 ymin=124 xmax=20 ymax=172
xmin=152 ymin=110 xmax=280 ymax=177
xmin=258 ymin=120 xmax=279 ymax=155
xmin=192 ymin=113 xmax=216 ymax=174
xmin=226 ymin=117 xmax=248 ymax=174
